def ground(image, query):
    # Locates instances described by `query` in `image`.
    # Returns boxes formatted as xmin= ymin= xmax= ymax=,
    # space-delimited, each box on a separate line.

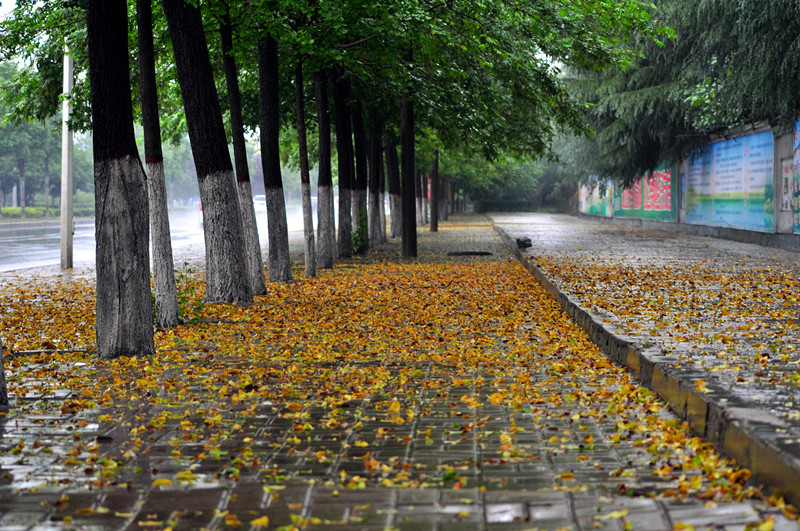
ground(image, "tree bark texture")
xmin=87 ymin=0 xmax=155 ymax=359
xmin=138 ymin=0 xmax=179 ymax=328
xmin=314 ymin=69 xmax=335 ymax=269
xmin=379 ymin=142 xmax=387 ymax=239
xmin=444 ymin=176 xmax=451 ymax=220
xmin=162 ymin=0 xmax=252 ymax=303
xmin=352 ymin=100 xmax=368 ymax=247
xmin=258 ymin=36 xmax=292 ymax=282
xmin=430 ymin=149 xmax=439 ymax=232
xmin=367 ymin=107 xmax=384 ymax=245
xmin=220 ymin=13 xmax=267 ymax=295
xmin=400 ymin=88 xmax=417 ymax=258
xmin=146 ymin=161 xmax=181 ymax=327
xmin=332 ymin=70 xmax=353 ymax=258
xmin=385 ymin=131 xmax=402 ymax=239
xmin=295 ymin=63 xmax=316 ymax=278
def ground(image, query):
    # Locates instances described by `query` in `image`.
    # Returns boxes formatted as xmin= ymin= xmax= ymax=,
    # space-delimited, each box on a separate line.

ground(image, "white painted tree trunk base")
xmin=95 ymin=155 xmax=155 ymax=358
xmin=199 ymin=170 xmax=254 ymax=302
xmin=301 ymin=181 xmax=316 ymax=278
xmin=338 ymin=189 xmax=352 ymax=258
xmin=368 ymin=191 xmax=383 ymax=246
xmin=379 ymin=191 xmax=387 ymax=240
xmin=238 ymin=181 xmax=267 ymax=295
xmin=266 ymin=187 xmax=293 ymax=282
xmin=390 ymin=194 xmax=402 ymax=239
xmin=317 ymin=184 xmax=335 ymax=269
xmin=146 ymin=160 xmax=179 ymax=328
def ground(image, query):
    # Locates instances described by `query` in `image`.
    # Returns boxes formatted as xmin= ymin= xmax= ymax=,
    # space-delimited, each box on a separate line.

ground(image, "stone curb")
xmin=489 ymin=216 xmax=800 ymax=506
xmin=0 ymin=219 xmax=94 ymax=229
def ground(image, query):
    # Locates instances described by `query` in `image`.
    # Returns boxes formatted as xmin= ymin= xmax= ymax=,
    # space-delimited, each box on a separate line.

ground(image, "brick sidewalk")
xmin=491 ymin=212 xmax=800 ymax=512
xmin=0 ymin=214 xmax=792 ymax=530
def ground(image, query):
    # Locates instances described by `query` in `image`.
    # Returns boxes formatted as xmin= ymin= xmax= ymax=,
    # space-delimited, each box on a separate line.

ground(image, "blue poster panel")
xmin=685 ymin=130 xmax=774 ymax=232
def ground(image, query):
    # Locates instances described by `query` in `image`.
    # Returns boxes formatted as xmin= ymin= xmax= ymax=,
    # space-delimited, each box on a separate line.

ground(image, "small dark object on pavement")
xmin=447 ymin=251 xmax=493 ymax=256
xmin=516 ymin=237 xmax=532 ymax=250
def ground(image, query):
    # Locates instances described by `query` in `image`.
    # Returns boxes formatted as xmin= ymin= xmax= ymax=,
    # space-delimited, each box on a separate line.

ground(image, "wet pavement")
xmin=0 ymin=214 xmax=796 ymax=530
xmin=490 ymin=212 xmax=800 ymax=510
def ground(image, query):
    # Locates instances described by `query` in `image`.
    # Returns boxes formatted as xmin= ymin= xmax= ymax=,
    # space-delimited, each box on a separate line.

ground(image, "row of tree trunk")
xmin=85 ymin=0 xmax=428 ymax=359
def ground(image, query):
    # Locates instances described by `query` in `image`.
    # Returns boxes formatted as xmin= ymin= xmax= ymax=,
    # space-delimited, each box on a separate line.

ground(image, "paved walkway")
xmin=490 ymin=212 xmax=800 ymax=512
xmin=0 ymin=214 xmax=795 ymax=530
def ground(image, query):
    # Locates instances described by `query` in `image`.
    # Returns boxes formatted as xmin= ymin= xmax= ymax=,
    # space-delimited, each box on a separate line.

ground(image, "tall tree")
xmin=414 ymin=168 xmax=422 ymax=226
xmin=258 ymin=36 xmax=292 ymax=282
xmin=430 ymin=148 xmax=439 ymax=232
xmin=220 ymin=10 xmax=267 ymax=295
xmin=137 ymin=0 xmax=180 ymax=329
xmin=400 ymin=84 xmax=416 ymax=258
xmin=367 ymin=107 xmax=385 ymax=245
xmin=379 ymin=133 xmax=387 ymax=237
xmin=86 ymin=0 xmax=155 ymax=358
xmin=351 ymin=99 xmax=368 ymax=251
xmin=332 ymin=69 xmax=354 ymax=258
xmin=294 ymin=61 xmax=316 ymax=277
xmin=384 ymin=128 xmax=402 ymax=239
xmin=314 ymin=69 xmax=335 ymax=268
xmin=162 ymin=0 xmax=253 ymax=302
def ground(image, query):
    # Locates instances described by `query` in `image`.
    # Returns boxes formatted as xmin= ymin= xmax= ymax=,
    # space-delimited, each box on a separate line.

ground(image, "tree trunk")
xmin=18 ymin=158 xmax=26 ymax=219
xmin=385 ymin=129 xmax=402 ymax=239
xmin=422 ymin=167 xmax=428 ymax=225
xmin=295 ymin=63 xmax=316 ymax=278
xmin=314 ymin=69 xmax=335 ymax=269
xmin=440 ymin=174 xmax=449 ymax=219
xmin=430 ymin=149 xmax=439 ymax=232
xmin=138 ymin=0 xmax=179 ymax=329
xmin=414 ymin=168 xmax=423 ymax=226
xmin=332 ymin=69 xmax=353 ymax=258
xmin=351 ymin=99 xmax=368 ymax=252
xmin=258 ymin=36 xmax=292 ymax=282
xmin=44 ymin=154 xmax=51 ymax=217
xmin=86 ymin=0 xmax=155 ymax=358
xmin=367 ymin=107 xmax=384 ymax=246
xmin=401 ymin=87 xmax=417 ymax=258
xmin=379 ymin=137 xmax=387 ymax=239
xmin=444 ymin=176 xmax=451 ymax=220
xmin=220 ymin=12 xmax=266 ymax=295
xmin=162 ymin=0 xmax=253 ymax=303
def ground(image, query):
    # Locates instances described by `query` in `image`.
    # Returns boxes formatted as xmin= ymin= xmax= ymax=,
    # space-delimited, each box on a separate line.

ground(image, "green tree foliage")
xmin=558 ymin=0 xmax=800 ymax=188
xmin=0 ymin=0 xmax=664 ymax=208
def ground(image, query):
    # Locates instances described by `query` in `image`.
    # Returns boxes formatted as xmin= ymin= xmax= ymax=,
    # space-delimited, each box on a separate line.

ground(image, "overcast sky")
xmin=0 ymin=0 xmax=15 ymax=21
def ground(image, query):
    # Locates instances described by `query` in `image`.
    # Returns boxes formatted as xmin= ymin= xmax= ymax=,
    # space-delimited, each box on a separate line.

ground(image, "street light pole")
xmin=60 ymin=47 xmax=74 ymax=270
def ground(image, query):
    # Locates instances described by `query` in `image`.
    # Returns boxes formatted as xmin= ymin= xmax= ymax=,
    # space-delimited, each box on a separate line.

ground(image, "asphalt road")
xmin=0 ymin=206 xmax=315 ymax=273
xmin=0 ymin=209 xmax=206 ymax=272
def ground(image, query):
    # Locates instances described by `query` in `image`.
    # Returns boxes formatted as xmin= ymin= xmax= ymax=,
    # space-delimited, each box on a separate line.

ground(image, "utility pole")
xmin=60 ymin=48 xmax=74 ymax=270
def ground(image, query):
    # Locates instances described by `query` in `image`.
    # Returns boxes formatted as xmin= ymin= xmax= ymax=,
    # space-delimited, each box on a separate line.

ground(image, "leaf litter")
xmin=0 ymin=238 xmax=794 ymax=527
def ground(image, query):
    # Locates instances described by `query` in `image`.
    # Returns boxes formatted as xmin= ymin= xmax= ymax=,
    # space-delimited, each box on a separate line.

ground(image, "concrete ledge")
xmin=490 ymin=218 xmax=800 ymax=506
